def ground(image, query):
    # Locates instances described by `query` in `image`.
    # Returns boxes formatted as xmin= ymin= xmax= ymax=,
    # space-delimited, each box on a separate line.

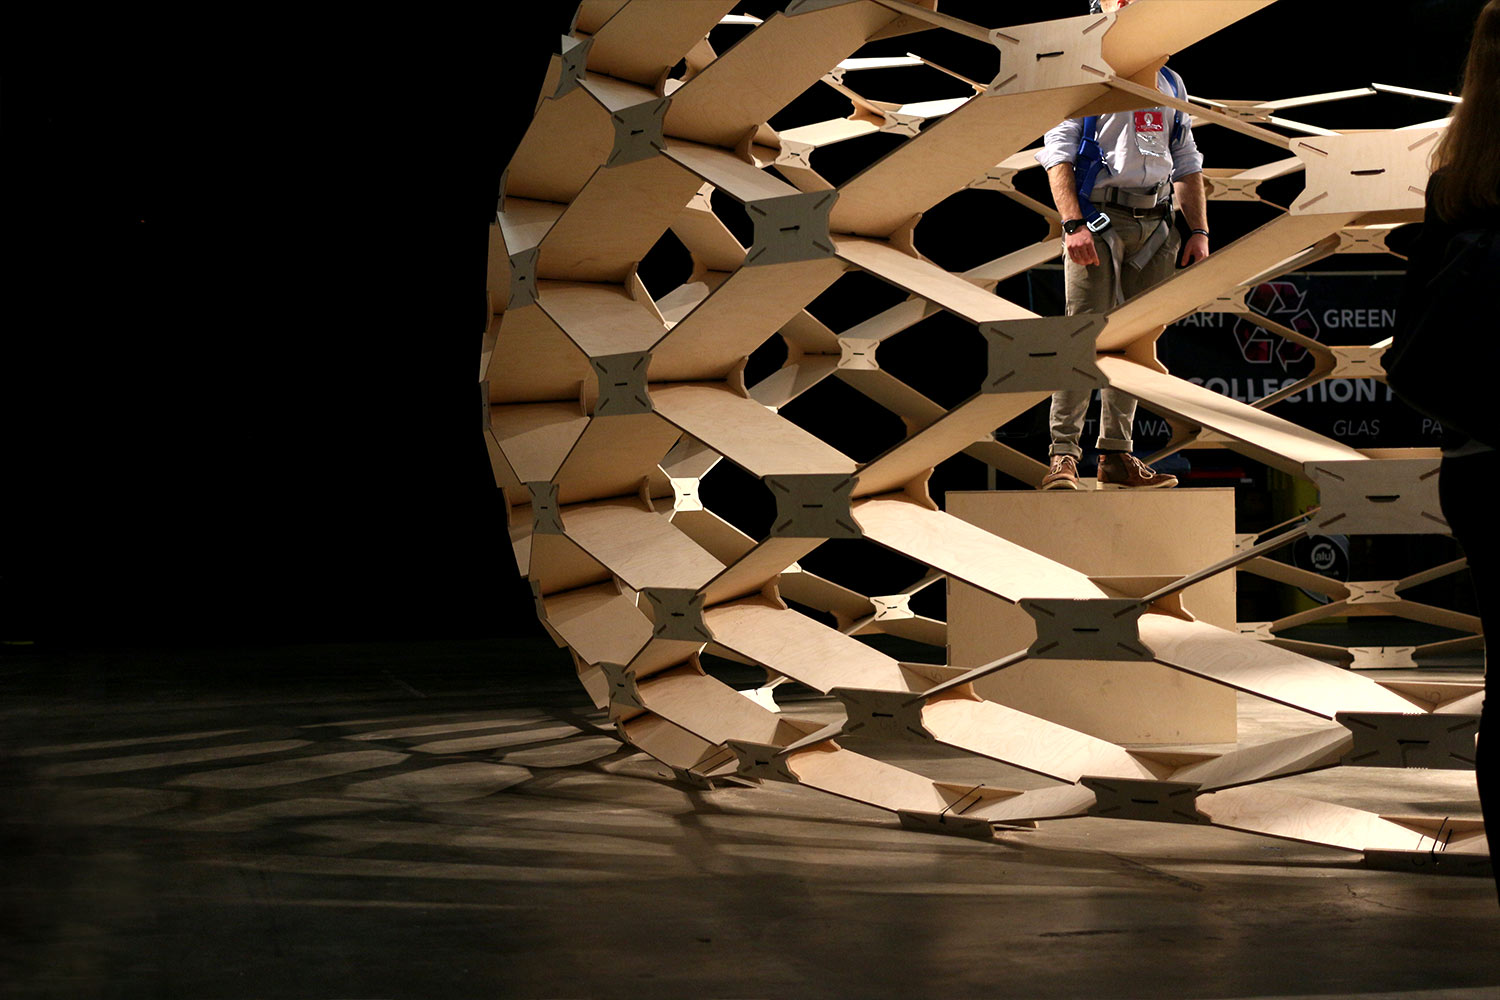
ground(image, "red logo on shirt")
xmin=1134 ymin=110 xmax=1165 ymax=132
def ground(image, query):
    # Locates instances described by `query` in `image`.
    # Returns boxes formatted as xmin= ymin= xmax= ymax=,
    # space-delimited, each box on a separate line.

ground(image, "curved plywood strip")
xmin=1141 ymin=614 xmax=1421 ymax=718
xmin=853 ymin=497 xmax=1105 ymax=603
xmin=653 ymin=383 xmax=857 ymax=477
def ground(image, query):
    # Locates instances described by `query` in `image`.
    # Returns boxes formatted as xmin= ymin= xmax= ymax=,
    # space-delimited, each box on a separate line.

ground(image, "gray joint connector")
xmin=766 ymin=474 xmax=860 ymax=539
xmin=745 ymin=191 xmax=837 ymax=267
xmin=508 ymin=247 xmax=540 ymax=310
xmin=725 ymin=739 xmax=798 ymax=782
xmin=1306 ymin=458 xmax=1447 ymax=536
xmin=607 ymin=99 xmax=669 ymax=168
xmin=1021 ymin=598 xmax=1152 ymax=660
xmin=597 ymin=660 xmax=645 ymax=711
xmin=1338 ymin=712 xmax=1479 ymax=770
xmin=591 ymin=352 xmax=653 ymax=416
xmin=641 ymin=588 xmax=713 ymax=642
xmin=832 ymin=687 xmax=930 ymax=741
xmin=526 ymin=481 xmax=564 ymax=535
xmin=981 ymin=316 xmax=1105 ymax=394
xmin=1081 ymin=776 xmax=1204 ymax=824
xmin=554 ymin=35 xmax=591 ymax=98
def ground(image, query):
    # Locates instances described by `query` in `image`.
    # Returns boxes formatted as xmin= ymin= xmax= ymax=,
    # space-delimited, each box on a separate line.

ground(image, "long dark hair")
xmin=1431 ymin=0 xmax=1500 ymax=222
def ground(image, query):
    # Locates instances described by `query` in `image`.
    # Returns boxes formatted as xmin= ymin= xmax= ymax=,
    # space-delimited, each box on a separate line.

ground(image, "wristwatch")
xmin=1061 ymin=218 xmax=1087 ymax=235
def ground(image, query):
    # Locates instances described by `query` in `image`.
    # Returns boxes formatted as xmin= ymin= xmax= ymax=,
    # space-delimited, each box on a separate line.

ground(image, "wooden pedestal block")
xmin=947 ymin=489 xmax=1238 ymax=745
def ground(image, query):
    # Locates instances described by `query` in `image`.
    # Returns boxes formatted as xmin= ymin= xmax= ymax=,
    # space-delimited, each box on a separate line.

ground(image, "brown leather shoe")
xmin=1040 ymin=454 xmax=1081 ymax=490
xmin=1097 ymin=452 xmax=1178 ymax=489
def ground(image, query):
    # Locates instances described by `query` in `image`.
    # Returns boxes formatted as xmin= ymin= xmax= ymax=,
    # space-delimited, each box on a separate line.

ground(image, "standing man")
xmin=1036 ymin=0 xmax=1211 ymax=490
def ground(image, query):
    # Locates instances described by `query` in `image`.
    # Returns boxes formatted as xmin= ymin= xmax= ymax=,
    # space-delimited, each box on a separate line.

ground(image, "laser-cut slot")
xmin=1036 ymin=51 xmax=1064 ymax=59
xmin=1350 ymin=168 xmax=1385 ymax=176
xmin=1366 ymin=495 xmax=1400 ymax=503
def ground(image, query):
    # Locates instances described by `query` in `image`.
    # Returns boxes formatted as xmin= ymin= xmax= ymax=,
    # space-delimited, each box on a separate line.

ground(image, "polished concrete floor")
xmin=2 ymin=638 xmax=1496 ymax=999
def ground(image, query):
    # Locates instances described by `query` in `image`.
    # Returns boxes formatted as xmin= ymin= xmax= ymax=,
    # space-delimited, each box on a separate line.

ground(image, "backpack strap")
xmin=1159 ymin=66 xmax=1185 ymax=147
xmin=1073 ymin=115 xmax=1112 ymax=233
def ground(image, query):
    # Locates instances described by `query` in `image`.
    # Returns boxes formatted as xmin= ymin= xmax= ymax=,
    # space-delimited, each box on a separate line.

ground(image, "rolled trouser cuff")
xmin=1049 ymin=444 xmax=1083 ymax=459
xmin=1095 ymin=434 xmax=1134 ymax=452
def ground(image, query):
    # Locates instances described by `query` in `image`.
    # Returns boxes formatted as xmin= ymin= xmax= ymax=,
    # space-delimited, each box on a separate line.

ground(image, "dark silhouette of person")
xmin=1392 ymin=0 xmax=1500 ymax=903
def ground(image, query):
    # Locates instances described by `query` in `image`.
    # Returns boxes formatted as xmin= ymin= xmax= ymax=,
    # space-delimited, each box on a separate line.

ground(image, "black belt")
xmin=1101 ymin=200 xmax=1171 ymax=218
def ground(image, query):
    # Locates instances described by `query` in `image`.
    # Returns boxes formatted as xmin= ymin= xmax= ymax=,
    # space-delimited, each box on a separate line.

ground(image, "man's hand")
xmin=1065 ymin=228 xmax=1101 ymax=267
xmin=1179 ymin=232 xmax=1209 ymax=267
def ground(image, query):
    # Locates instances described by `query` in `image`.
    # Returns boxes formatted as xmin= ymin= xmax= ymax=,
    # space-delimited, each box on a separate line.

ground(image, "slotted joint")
xmin=1237 ymin=621 xmax=1275 ymax=639
xmin=1082 ymin=777 xmax=1205 ymax=824
xmin=745 ymin=191 xmax=837 ymax=266
xmin=981 ymin=316 xmax=1105 ymax=394
xmin=1345 ymin=580 xmax=1400 ymax=605
xmin=1338 ymin=712 xmax=1479 ymax=770
xmin=641 ymin=588 xmax=713 ymax=642
xmin=591 ymin=352 xmax=653 ymax=416
xmin=508 ymin=247 xmax=540 ymax=309
xmin=838 ymin=337 xmax=880 ymax=370
xmin=597 ymin=660 xmax=644 ymax=711
xmin=766 ymin=474 xmax=860 ymax=539
xmin=832 ymin=687 xmax=930 ymax=741
xmin=670 ymin=477 xmax=702 ymax=512
xmin=1329 ymin=345 xmax=1387 ymax=378
xmin=725 ymin=739 xmax=797 ymax=782
xmin=553 ymin=35 xmax=591 ymax=98
xmin=897 ymin=810 xmax=996 ymax=841
xmin=1021 ymin=598 xmax=1151 ymax=660
xmin=607 ymin=98 xmax=669 ymax=167
xmin=526 ymin=481 xmax=564 ymax=534
xmin=1307 ymin=458 xmax=1447 ymax=535
xmin=1348 ymin=646 xmax=1417 ymax=669
xmin=870 ymin=594 xmax=913 ymax=621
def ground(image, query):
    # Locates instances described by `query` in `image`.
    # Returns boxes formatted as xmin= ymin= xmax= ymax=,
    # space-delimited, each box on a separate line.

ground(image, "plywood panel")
xmin=1142 ymin=614 xmax=1421 ymax=718
xmin=538 ymin=157 xmax=705 ymax=283
xmin=1197 ymin=785 xmax=1453 ymax=853
xmin=1096 ymin=213 xmax=1359 ymax=353
xmin=650 ymin=258 xmax=846 ymax=382
xmin=1099 ymin=357 xmax=1366 ymax=473
xmin=1100 ymin=1 xmax=1276 ymax=79
xmin=662 ymin=140 xmax=802 ymax=202
xmin=834 ymin=238 xmax=1036 ymax=324
xmin=854 ymin=497 xmax=1105 ymax=603
xmin=490 ymin=402 xmax=590 ymax=483
xmin=536 ymin=281 xmax=665 ymax=357
xmin=921 ymin=697 xmax=1158 ymax=782
xmin=653 ymin=383 xmax=857 ymax=477
xmin=486 ymin=306 xmax=590 ymax=404
xmin=508 ymin=87 xmax=616 ymax=202
xmin=562 ymin=499 xmax=725 ymax=590
xmin=831 ymin=87 xmax=1106 ymax=237
xmin=854 ymin=392 xmax=1048 ymax=498
xmin=554 ymin=412 xmax=680 ymax=506
xmin=636 ymin=665 xmax=785 ymax=746
xmin=663 ymin=5 xmax=898 ymax=148
xmin=701 ymin=537 xmax=822 ymax=608
xmin=786 ymin=744 xmax=955 ymax=815
xmin=947 ymin=489 xmax=1238 ymax=745
xmin=585 ymin=0 xmax=736 ymax=86
xmin=544 ymin=583 xmax=654 ymax=667
xmin=706 ymin=597 xmax=909 ymax=692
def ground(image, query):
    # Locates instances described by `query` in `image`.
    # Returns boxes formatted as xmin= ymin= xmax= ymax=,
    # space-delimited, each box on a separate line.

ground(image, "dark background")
xmin=7 ymin=1 xmax=1486 ymax=647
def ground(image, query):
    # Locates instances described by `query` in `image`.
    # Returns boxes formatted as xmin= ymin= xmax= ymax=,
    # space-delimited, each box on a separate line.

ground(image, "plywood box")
xmin=947 ymin=489 xmax=1237 ymax=744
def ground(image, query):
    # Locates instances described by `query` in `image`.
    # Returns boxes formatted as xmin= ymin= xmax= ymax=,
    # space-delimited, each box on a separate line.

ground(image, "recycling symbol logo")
xmin=1232 ymin=280 xmax=1320 ymax=369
